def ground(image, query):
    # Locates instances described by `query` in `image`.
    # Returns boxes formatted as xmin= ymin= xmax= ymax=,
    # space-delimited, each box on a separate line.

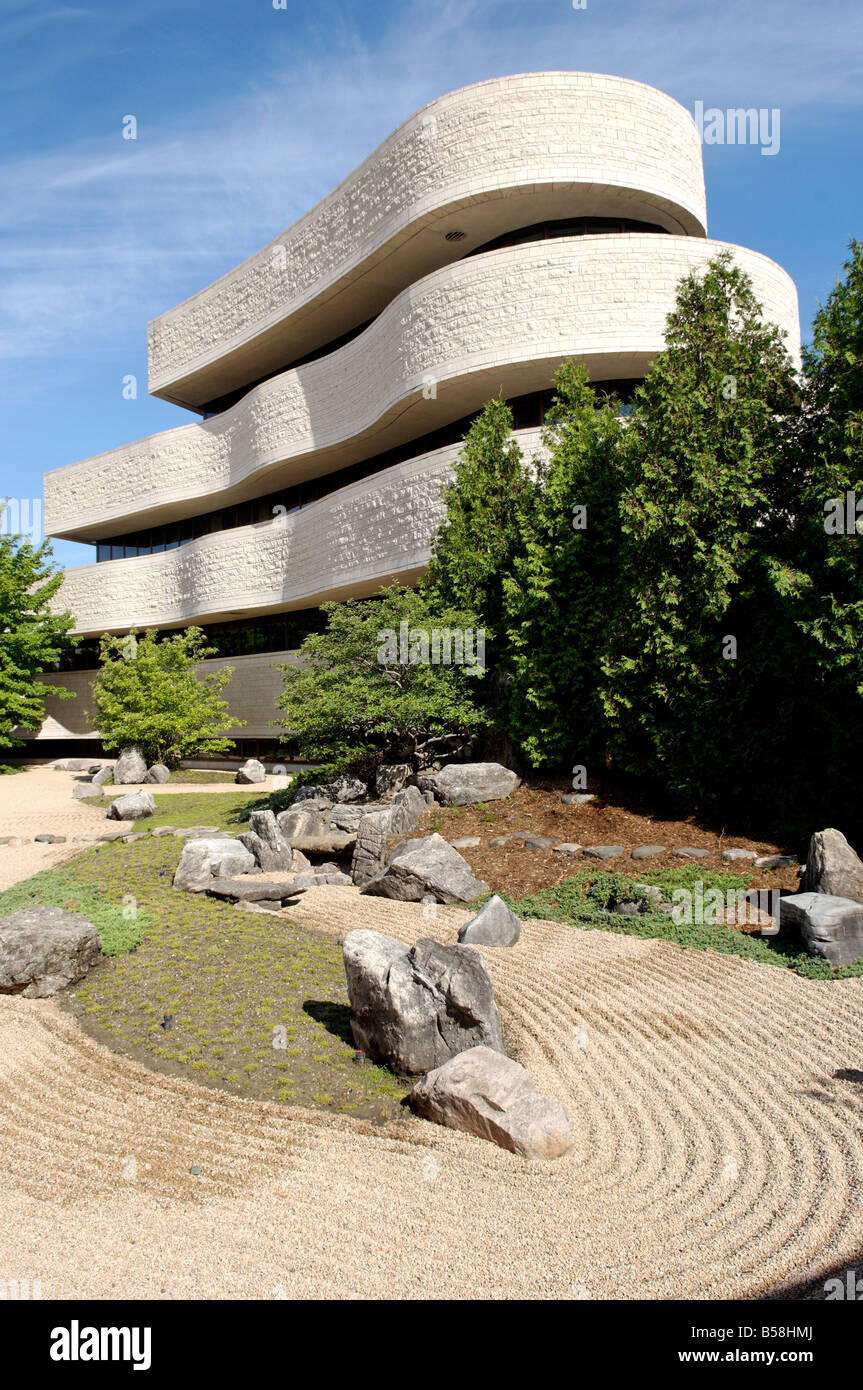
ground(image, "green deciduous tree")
xmin=94 ymin=627 xmax=241 ymax=765
xmin=0 ymin=509 xmax=74 ymax=752
xmin=276 ymin=585 xmax=487 ymax=772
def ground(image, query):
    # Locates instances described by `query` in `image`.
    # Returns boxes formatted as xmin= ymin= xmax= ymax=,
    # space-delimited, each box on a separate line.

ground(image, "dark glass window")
xmin=467 ymin=216 xmax=667 ymax=259
xmin=95 ymin=380 xmax=643 ymax=562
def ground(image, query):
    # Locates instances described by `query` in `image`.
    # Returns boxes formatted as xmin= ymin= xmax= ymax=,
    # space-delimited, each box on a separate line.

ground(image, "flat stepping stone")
xmin=722 ymin=848 xmax=757 ymax=862
xmin=34 ymin=834 xmax=66 ymax=844
xmin=583 ymin=845 xmax=625 ymax=860
xmin=206 ymin=878 xmax=304 ymax=902
xmin=152 ymin=827 xmax=178 ymax=837
xmin=0 ymin=836 xmax=29 ymax=845
xmin=450 ymin=837 xmax=481 ymax=849
xmin=755 ymin=854 xmax=798 ymax=869
xmin=673 ymin=847 xmax=710 ymax=859
xmin=235 ymin=899 xmax=287 ymax=914
xmin=562 ymin=793 xmax=596 ymax=806
xmin=631 ymin=845 xmax=666 ymax=860
xmin=290 ymin=834 xmax=356 ymax=854
xmin=123 ymin=832 xmax=150 ymax=843
xmin=174 ymin=826 xmax=221 ymax=838
xmin=97 ymin=830 xmax=126 ymax=842
xmin=489 ymin=837 xmax=512 ymax=847
xmin=524 ymin=837 xmax=557 ymax=851
xmin=290 ymin=872 xmax=350 ymax=888
xmin=552 ymin=842 xmax=583 ymax=855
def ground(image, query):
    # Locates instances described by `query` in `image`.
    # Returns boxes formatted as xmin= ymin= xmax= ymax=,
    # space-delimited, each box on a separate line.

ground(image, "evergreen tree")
xmin=780 ymin=239 xmax=863 ymax=830
xmin=503 ymin=361 xmax=626 ymax=766
xmin=276 ymin=585 xmax=487 ymax=771
xmin=423 ymin=398 xmax=534 ymax=648
xmin=599 ymin=252 xmax=801 ymax=813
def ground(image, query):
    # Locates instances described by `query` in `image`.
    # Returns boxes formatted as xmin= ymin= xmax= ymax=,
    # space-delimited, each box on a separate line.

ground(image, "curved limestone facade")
xmin=35 ymin=72 xmax=801 ymax=751
xmin=148 ymin=72 xmax=709 ymax=411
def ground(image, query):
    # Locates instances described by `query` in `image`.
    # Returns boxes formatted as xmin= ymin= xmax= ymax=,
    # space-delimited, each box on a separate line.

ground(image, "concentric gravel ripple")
xmin=2 ymin=885 xmax=863 ymax=1300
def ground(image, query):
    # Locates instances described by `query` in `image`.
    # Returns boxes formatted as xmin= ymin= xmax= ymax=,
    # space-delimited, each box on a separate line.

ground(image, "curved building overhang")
xmin=48 ymin=235 xmax=800 ymax=543
xmin=147 ymin=72 xmax=708 ymax=411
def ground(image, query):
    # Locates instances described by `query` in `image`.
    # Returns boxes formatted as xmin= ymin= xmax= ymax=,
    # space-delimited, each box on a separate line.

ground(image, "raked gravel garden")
xmin=2 ymin=754 xmax=863 ymax=1299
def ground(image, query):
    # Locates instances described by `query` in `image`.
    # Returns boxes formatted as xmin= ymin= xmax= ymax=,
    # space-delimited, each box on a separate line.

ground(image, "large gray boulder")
xmin=802 ymin=829 xmax=863 ymax=904
xmin=390 ymin=785 xmax=427 ymax=834
xmin=0 ymin=907 xmax=101 ymax=997
xmin=328 ymin=773 xmax=367 ymax=803
xmin=244 ymin=810 xmax=294 ymax=870
xmin=327 ymin=804 xmax=371 ymax=833
xmin=362 ymin=832 xmax=489 ymax=904
xmin=342 ymin=930 xmax=504 ymax=1075
xmin=374 ymin=763 xmax=412 ymax=800
xmin=172 ymin=841 xmax=212 ymax=892
xmin=292 ymin=784 xmax=334 ymax=807
xmin=113 ymin=746 xmax=147 ymax=784
xmin=410 ymin=1046 xmax=575 ymax=1159
xmin=428 ymin=762 xmax=521 ymax=806
xmin=238 ymin=831 xmax=292 ymax=872
xmin=106 ymin=791 xmax=155 ymax=821
xmin=350 ymin=787 xmax=427 ymax=886
xmin=236 ymin=758 xmax=266 ymax=784
xmin=458 ymin=895 xmax=521 ymax=947
xmin=206 ymin=878 xmax=303 ymax=903
xmin=780 ymin=892 xmax=863 ymax=967
xmin=351 ymin=809 xmax=394 ymax=887
xmin=276 ymin=806 xmax=324 ymax=844
xmin=92 ymin=765 xmax=113 ymax=786
xmin=145 ymin=763 xmax=171 ymax=784
xmin=172 ymin=836 xmax=256 ymax=891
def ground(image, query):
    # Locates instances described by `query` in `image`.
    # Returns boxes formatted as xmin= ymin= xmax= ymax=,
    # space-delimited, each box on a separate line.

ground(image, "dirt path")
xmin=0 ymin=764 xmax=285 ymax=891
xmin=2 ymin=885 xmax=863 ymax=1300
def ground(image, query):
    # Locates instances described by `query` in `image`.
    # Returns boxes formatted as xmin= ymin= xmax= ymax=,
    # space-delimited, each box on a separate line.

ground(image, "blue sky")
xmin=1 ymin=0 xmax=861 ymax=569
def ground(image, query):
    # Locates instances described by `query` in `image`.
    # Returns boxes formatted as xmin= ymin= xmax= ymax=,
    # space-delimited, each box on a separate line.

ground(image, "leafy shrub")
xmin=94 ymin=627 xmax=242 ymax=766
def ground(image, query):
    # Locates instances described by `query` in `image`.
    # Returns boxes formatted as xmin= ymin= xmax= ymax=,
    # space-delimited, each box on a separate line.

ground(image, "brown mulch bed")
xmin=409 ymin=774 xmax=805 ymax=900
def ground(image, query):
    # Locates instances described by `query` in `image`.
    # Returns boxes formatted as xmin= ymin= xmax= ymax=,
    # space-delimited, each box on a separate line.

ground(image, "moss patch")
xmin=0 ymin=867 xmax=146 ymax=954
xmin=0 ymin=838 xmax=409 ymax=1120
xmin=506 ymin=869 xmax=863 ymax=980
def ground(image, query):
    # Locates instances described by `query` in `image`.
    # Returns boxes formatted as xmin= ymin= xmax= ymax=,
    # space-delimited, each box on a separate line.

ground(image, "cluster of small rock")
xmin=166 ymin=761 xmax=522 ymax=910
xmin=57 ymin=746 xmax=173 ymax=817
